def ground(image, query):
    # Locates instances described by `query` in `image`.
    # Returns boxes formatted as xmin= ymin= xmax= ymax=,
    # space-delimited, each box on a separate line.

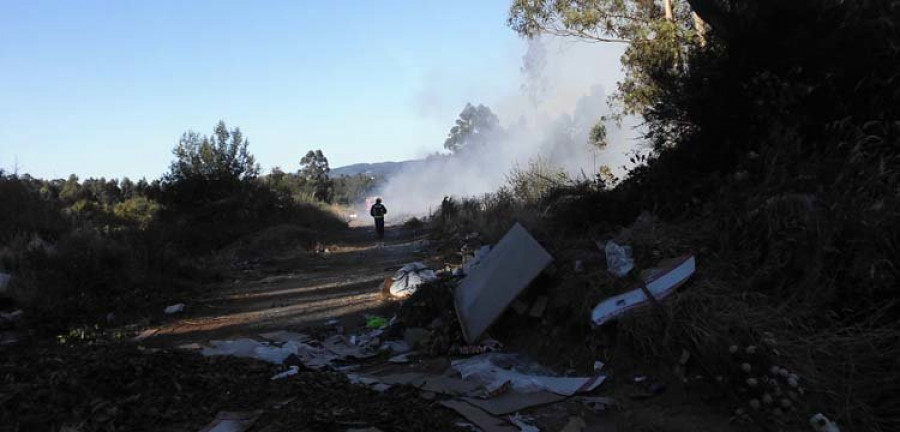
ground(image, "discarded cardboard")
xmin=197 ymin=410 xmax=262 ymax=432
xmin=323 ymin=334 xmax=376 ymax=359
xmin=463 ymin=391 xmax=567 ymax=415
xmin=591 ymin=255 xmax=696 ymax=326
xmin=440 ymin=400 xmax=518 ymax=432
xmin=376 ymin=372 xmax=483 ymax=396
xmin=455 ymin=223 xmax=553 ymax=343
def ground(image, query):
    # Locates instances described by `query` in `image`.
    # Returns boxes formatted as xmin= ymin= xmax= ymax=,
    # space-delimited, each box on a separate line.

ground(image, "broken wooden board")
xmin=455 ymin=223 xmax=553 ymax=343
xmin=376 ymin=372 xmax=482 ymax=396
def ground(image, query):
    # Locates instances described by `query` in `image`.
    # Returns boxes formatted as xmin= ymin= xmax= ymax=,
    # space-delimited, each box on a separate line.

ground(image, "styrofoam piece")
xmin=591 ymin=255 xmax=696 ymax=326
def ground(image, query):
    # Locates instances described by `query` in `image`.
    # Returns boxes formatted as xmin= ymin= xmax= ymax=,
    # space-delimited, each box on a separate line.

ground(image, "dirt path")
xmin=150 ymin=225 xmax=434 ymax=347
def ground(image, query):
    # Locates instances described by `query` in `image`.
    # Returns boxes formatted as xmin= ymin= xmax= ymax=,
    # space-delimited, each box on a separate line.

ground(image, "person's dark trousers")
xmin=375 ymin=218 xmax=385 ymax=239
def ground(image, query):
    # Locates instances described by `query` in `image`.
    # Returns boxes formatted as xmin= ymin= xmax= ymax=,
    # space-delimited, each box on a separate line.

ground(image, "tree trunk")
xmin=665 ymin=0 xmax=675 ymax=22
xmin=693 ymin=12 xmax=708 ymax=46
xmin=685 ymin=0 xmax=732 ymax=37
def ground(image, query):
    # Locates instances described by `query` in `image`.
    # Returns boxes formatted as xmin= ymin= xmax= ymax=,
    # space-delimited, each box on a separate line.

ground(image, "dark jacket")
xmin=370 ymin=203 xmax=387 ymax=218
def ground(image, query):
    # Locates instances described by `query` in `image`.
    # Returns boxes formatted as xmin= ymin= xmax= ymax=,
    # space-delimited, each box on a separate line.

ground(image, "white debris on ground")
xmin=591 ymin=255 xmax=696 ymax=326
xmin=452 ymin=352 xmax=605 ymax=396
xmin=164 ymin=303 xmax=185 ymax=314
xmin=389 ymin=262 xmax=437 ymax=297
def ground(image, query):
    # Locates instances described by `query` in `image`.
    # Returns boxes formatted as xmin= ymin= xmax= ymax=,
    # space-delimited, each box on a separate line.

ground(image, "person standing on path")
xmin=370 ymin=198 xmax=387 ymax=239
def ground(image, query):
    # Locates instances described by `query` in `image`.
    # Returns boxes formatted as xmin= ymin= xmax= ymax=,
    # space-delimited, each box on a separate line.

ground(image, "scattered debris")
xmin=322 ymin=334 xmax=377 ymax=359
xmin=390 ymin=262 xmax=438 ymax=297
xmin=463 ymin=391 xmax=566 ymax=415
xmin=452 ymin=339 xmax=503 ymax=356
xmin=388 ymin=352 xmax=418 ymax=363
xmin=455 ymin=223 xmax=553 ymax=343
xmin=270 ymin=366 xmax=300 ymax=380
xmin=202 ymin=339 xmax=308 ymax=365
xmin=591 ymin=255 xmax=696 ymax=326
xmin=366 ymin=315 xmax=389 ymax=329
xmin=198 ymin=410 xmax=263 ymax=432
xmin=508 ymin=413 xmax=540 ymax=432
xmin=462 ymin=245 xmax=492 ymax=274
xmin=603 ymin=241 xmax=634 ymax=277
xmin=164 ymin=303 xmax=185 ymax=315
xmin=380 ymin=340 xmax=411 ymax=354
xmin=440 ymin=399 xmax=518 ymax=432
xmin=452 ymin=352 xmax=605 ymax=396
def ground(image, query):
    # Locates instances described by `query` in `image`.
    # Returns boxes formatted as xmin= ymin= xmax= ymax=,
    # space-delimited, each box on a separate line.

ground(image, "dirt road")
xmin=150 ymin=225 xmax=433 ymax=346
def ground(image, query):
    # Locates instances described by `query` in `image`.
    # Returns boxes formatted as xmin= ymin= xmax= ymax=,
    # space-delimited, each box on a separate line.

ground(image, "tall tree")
xmin=299 ymin=150 xmax=334 ymax=203
xmin=508 ymin=0 xmax=707 ymax=116
xmin=167 ymin=120 xmax=259 ymax=186
xmin=443 ymin=103 xmax=501 ymax=153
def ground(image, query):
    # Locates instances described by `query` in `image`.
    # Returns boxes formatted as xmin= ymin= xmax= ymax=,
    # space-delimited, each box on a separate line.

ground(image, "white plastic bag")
xmin=390 ymin=262 xmax=437 ymax=297
xmin=202 ymin=339 xmax=303 ymax=364
xmin=604 ymin=241 xmax=634 ymax=278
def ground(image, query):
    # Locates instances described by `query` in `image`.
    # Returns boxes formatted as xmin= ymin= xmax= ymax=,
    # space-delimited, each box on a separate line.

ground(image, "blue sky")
xmin=1 ymin=1 xmax=620 ymax=180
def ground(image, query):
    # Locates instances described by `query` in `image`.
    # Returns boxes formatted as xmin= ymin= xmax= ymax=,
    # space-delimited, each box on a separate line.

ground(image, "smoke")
xmin=375 ymin=36 xmax=643 ymax=218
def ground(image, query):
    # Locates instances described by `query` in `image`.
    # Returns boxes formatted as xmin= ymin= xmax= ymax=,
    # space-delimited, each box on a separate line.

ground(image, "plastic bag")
xmin=390 ymin=262 xmax=437 ymax=297
xmin=604 ymin=241 xmax=634 ymax=278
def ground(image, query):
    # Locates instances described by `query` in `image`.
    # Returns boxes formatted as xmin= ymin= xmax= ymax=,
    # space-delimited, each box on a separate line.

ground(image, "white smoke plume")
xmin=374 ymin=37 xmax=644 ymax=218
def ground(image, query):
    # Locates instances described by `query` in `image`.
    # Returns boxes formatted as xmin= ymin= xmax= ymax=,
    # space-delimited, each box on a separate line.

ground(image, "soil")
xmin=1 ymin=224 xmax=758 ymax=432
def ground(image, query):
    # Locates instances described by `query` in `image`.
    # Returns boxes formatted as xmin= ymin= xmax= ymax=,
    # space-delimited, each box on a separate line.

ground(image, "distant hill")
xmin=330 ymin=160 xmax=423 ymax=178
